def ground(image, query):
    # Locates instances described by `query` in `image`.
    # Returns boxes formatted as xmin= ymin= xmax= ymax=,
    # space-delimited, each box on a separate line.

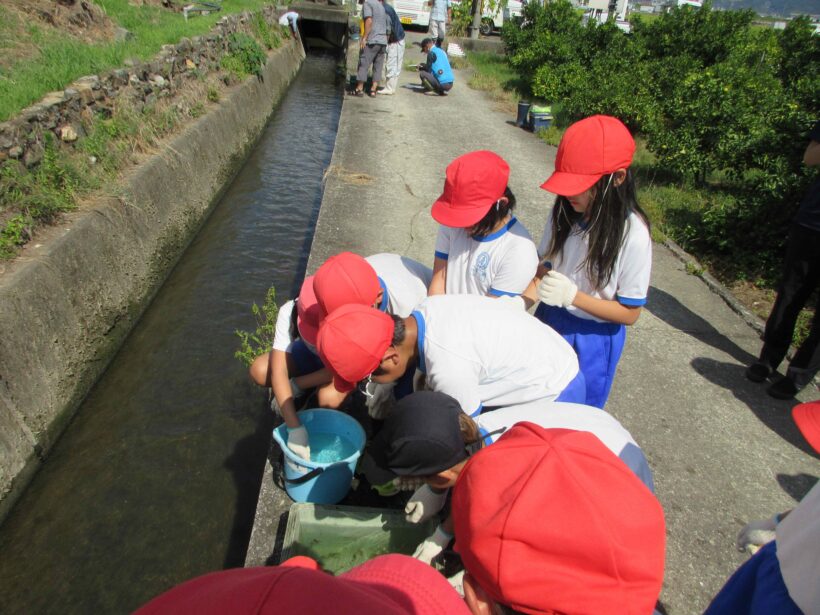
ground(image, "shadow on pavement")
xmin=690 ymin=357 xmax=818 ymax=458
xmin=222 ymin=390 xmax=276 ymax=568
xmin=646 ymin=286 xmax=758 ymax=366
xmin=776 ymin=472 xmax=818 ymax=503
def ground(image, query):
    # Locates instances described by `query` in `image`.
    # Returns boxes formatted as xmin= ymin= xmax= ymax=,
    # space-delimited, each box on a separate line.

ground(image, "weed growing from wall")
xmin=221 ymin=33 xmax=266 ymax=78
xmin=234 ymin=285 xmax=279 ymax=367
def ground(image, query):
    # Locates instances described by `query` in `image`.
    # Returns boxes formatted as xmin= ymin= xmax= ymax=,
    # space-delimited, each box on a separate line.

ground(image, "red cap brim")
xmin=792 ymin=401 xmax=820 ymax=454
xmin=431 ymin=198 xmax=491 ymax=228
xmin=540 ymin=170 xmax=602 ymax=197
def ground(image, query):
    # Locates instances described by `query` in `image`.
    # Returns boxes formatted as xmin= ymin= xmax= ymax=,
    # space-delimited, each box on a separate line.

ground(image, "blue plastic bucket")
xmin=273 ymin=409 xmax=366 ymax=504
xmin=530 ymin=113 xmax=553 ymax=131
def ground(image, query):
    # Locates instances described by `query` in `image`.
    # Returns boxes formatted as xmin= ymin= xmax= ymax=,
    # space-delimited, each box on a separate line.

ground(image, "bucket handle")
xmin=284 ymin=462 xmax=349 ymax=486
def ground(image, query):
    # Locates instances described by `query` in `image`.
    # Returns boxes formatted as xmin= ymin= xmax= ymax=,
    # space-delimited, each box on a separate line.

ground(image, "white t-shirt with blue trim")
xmin=412 ymin=295 xmax=579 ymax=416
xmin=366 ymin=253 xmax=432 ymax=317
xmin=475 ymin=401 xmax=655 ymax=492
xmin=538 ymin=210 xmax=652 ymax=322
xmin=434 ymin=217 xmax=538 ymax=297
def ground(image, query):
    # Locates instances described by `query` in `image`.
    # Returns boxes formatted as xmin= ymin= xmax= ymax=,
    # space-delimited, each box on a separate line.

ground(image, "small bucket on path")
xmin=273 ymin=409 xmax=366 ymax=505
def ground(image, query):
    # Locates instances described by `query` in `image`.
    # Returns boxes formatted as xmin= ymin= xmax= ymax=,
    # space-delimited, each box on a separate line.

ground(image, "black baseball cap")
xmin=420 ymin=37 xmax=434 ymax=50
xmin=362 ymin=391 xmax=469 ymax=486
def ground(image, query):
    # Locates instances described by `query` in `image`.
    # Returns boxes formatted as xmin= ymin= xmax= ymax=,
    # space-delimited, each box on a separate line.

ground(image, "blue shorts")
xmin=288 ymin=339 xmax=324 ymax=376
xmin=704 ymin=541 xmax=801 ymax=615
xmin=555 ymin=369 xmax=586 ymax=404
xmin=535 ymin=304 xmax=625 ymax=409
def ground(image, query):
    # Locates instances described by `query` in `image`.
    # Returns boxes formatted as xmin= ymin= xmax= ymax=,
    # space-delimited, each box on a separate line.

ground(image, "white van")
xmin=393 ymin=0 xmax=431 ymax=27
xmin=480 ymin=0 xmax=523 ymax=35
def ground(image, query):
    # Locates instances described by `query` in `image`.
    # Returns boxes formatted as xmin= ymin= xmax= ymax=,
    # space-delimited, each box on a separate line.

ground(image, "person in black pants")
xmin=747 ymin=121 xmax=820 ymax=399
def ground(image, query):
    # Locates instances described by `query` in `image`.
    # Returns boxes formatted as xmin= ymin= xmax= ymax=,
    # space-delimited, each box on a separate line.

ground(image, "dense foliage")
xmin=503 ymin=1 xmax=819 ymax=282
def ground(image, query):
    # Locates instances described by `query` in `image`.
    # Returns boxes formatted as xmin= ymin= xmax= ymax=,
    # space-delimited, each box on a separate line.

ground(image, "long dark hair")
xmin=545 ymin=170 xmax=649 ymax=290
xmin=289 ymin=298 xmax=301 ymax=341
xmin=468 ymin=187 xmax=516 ymax=237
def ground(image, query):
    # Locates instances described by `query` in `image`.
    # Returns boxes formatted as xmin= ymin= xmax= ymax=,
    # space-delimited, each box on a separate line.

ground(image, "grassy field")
xmin=0 ymin=0 xmax=272 ymax=121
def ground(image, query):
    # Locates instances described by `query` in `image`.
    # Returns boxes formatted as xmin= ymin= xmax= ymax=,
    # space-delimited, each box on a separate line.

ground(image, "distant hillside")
xmin=713 ymin=0 xmax=820 ymax=17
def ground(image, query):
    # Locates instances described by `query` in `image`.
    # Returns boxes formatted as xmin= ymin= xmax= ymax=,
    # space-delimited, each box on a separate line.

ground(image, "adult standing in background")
xmin=746 ymin=121 xmax=820 ymax=399
xmin=381 ymin=2 xmax=406 ymax=95
xmin=428 ymin=0 xmax=451 ymax=48
xmin=353 ymin=0 xmax=389 ymax=97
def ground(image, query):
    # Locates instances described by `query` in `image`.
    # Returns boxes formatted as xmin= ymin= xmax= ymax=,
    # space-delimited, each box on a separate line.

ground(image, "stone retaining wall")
xmin=0 ymin=6 xmax=283 ymax=168
xmin=0 ymin=33 xmax=305 ymax=523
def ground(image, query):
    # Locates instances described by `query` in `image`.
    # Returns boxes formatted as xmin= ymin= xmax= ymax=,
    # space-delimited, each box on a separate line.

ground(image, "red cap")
xmin=541 ymin=115 xmax=635 ymax=197
xmin=453 ymin=423 xmax=665 ymax=615
xmin=134 ymin=554 xmax=470 ymax=615
xmin=792 ymin=400 xmax=820 ymax=454
xmin=313 ymin=252 xmax=381 ymax=318
xmin=432 ymin=151 xmax=510 ymax=228
xmin=296 ymin=275 xmax=320 ymax=346
xmin=316 ymin=303 xmax=394 ymax=392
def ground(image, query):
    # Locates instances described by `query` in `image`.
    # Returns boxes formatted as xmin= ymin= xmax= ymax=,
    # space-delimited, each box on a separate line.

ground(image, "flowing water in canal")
xmin=0 ymin=53 xmax=343 ymax=614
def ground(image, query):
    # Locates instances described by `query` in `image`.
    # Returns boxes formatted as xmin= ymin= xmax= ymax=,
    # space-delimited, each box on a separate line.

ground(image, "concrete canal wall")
xmin=0 ymin=39 xmax=305 ymax=522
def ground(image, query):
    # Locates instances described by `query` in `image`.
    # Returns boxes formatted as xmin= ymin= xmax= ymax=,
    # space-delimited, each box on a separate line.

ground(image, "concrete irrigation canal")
xmin=0 ymin=51 xmax=342 ymax=614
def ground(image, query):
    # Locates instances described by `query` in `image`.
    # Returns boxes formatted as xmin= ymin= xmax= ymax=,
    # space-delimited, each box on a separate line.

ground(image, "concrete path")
xmin=248 ymin=32 xmax=820 ymax=614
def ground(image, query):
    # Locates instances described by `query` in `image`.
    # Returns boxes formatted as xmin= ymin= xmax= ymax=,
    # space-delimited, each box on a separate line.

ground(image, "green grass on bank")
xmin=0 ymin=0 xmax=272 ymax=121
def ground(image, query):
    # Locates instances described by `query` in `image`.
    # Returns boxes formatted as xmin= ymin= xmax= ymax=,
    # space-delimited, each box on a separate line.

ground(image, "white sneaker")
xmin=378 ymin=87 xmax=394 ymax=95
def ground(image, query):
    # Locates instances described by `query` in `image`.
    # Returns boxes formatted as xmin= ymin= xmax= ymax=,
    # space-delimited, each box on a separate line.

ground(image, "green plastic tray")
xmin=280 ymin=503 xmax=437 ymax=574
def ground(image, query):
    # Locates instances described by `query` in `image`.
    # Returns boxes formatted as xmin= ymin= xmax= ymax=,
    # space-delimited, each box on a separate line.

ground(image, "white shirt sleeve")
xmin=271 ymin=299 xmax=295 ymax=352
xmin=615 ymin=217 xmax=652 ymax=306
xmin=434 ymin=226 xmax=451 ymax=261
xmin=488 ymin=238 xmax=538 ymax=296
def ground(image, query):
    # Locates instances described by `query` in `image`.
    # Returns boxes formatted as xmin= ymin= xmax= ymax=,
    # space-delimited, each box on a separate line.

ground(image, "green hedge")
xmin=502 ymin=1 xmax=819 ymax=284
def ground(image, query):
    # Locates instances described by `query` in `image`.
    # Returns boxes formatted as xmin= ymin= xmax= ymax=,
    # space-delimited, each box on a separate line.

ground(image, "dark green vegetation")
xmin=235 ymin=285 xmax=279 ymax=367
xmin=502 ymin=0 xmax=819 ymax=289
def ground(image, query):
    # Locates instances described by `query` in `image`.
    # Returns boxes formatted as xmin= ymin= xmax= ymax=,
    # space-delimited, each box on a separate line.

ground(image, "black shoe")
xmin=767 ymin=376 xmax=799 ymax=399
xmin=746 ymin=362 xmax=772 ymax=383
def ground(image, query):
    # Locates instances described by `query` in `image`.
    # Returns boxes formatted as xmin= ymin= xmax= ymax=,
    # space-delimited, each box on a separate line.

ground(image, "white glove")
xmin=736 ymin=515 xmax=779 ymax=552
xmin=537 ymin=271 xmax=577 ymax=308
xmin=286 ymin=425 xmax=311 ymax=461
xmin=405 ymin=484 xmax=448 ymax=523
xmin=289 ymin=377 xmax=304 ymax=398
xmin=394 ymin=476 xmax=425 ymax=491
xmin=412 ymin=525 xmax=452 ymax=565
xmin=447 ymin=570 xmax=465 ymax=597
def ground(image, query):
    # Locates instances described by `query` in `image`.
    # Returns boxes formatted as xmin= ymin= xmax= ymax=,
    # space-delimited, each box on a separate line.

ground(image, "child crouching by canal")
xmin=361 ymin=391 xmax=655 ymax=565
xmin=249 ymin=276 xmax=333 ymax=462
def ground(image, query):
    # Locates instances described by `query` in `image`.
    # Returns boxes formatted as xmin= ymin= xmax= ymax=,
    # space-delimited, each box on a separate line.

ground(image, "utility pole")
xmin=468 ymin=0 xmax=482 ymax=39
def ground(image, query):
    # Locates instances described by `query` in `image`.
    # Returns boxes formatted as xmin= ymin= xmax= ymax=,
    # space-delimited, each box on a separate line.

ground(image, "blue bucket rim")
xmin=273 ymin=408 xmax=366 ymax=471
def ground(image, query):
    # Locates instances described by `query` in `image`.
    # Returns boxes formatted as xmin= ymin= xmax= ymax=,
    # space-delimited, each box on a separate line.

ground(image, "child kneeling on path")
xmin=429 ymin=151 xmax=538 ymax=298
xmin=527 ymin=114 xmax=652 ymax=409
xmin=451 ymin=422 xmax=666 ymax=615
xmin=362 ymin=391 xmax=656 ymax=564
xmin=312 ymin=251 xmax=432 ymax=415
xmin=317 ymin=294 xmax=585 ymax=417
